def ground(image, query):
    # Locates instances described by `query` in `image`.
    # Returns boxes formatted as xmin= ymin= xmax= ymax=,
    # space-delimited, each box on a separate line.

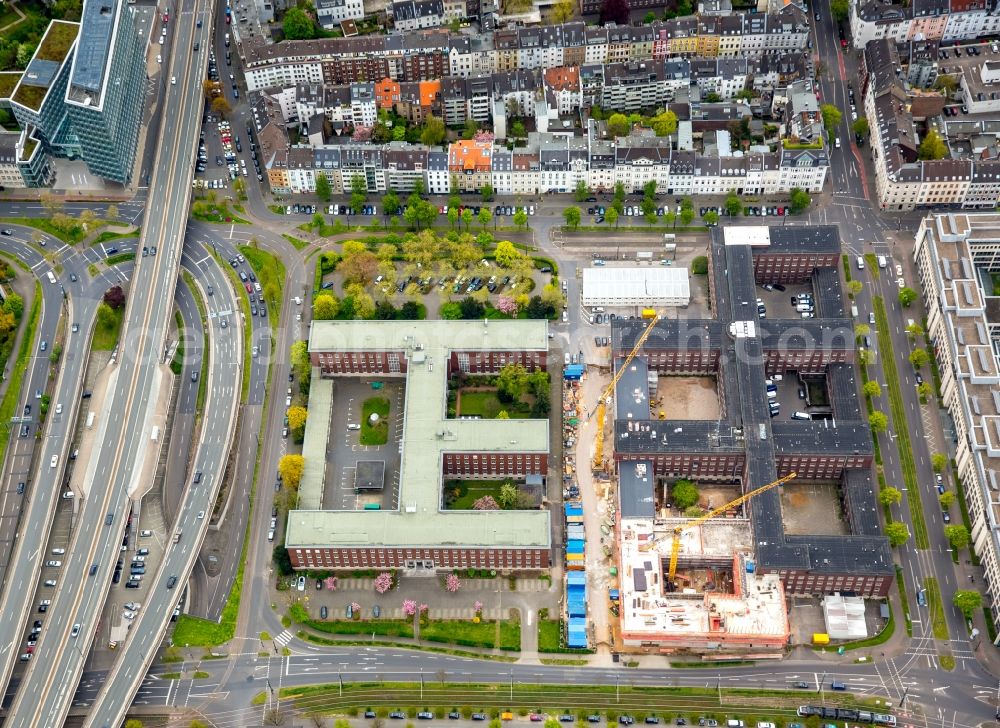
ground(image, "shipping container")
xmin=812 ymin=633 xmax=830 ymax=645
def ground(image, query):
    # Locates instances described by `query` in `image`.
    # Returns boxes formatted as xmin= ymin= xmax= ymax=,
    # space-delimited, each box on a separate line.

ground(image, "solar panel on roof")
xmin=979 ymin=348 xmax=990 ymax=373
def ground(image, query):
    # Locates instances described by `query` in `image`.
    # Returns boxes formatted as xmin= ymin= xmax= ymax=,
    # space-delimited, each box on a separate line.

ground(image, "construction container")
xmin=812 ymin=633 xmax=830 ymax=645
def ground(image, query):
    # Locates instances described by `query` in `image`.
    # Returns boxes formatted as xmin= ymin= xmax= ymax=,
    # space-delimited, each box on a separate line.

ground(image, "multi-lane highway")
xmin=0 ymin=0 xmax=216 ymax=723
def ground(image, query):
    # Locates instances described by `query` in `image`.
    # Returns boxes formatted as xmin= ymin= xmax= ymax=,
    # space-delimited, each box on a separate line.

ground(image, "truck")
xmin=173 ymin=529 xmax=182 ymax=543
xmin=851 ymin=304 xmax=859 ymax=318
xmin=636 ymin=251 xmax=653 ymax=261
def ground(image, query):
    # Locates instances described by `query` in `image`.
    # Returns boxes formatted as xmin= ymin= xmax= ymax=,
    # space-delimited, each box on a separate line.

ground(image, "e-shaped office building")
xmin=286 ymin=319 xmax=552 ymax=572
xmin=1 ymin=0 xmax=145 ymax=187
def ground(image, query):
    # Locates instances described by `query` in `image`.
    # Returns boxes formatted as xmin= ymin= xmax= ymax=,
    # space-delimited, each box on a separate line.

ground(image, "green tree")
xmin=384 ymin=190 xmax=400 ymax=217
xmin=939 ymin=491 xmax=956 ymax=509
xmin=496 ymin=362 xmax=529 ymax=402
xmin=855 ymin=323 xmax=870 ymax=338
xmin=563 ymin=206 xmax=582 ymax=230
xmin=878 ymin=486 xmax=902 ymax=507
xmin=672 ymin=479 xmax=699 ymax=510
xmin=953 ymin=589 xmax=983 ymax=617
xmin=704 ymin=210 xmax=719 ymax=227
xmin=125 ymin=721 xmax=144 ymax=728
xmin=481 ymin=183 xmax=494 ymax=202
xmin=282 ymin=7 xmax=316 ymax=39
xmin=917 ymin=381 xmax=934 ymax=399
xmin=909 ymin=348 xmax=929 ymax=369
xmin=725 ymin=192 xmax=742 ymax=217
xmin=869 ymin=410 xmax=889 ymax=433
xmin=461 ymin=208 xmax=474 ymax=232
xmin=847 ymin=279 xmax=863 ymax=296
xmin=478 ymin=208 xmax=492 ymax=230
xmin=96 ymin=302 xmax=115 ymax=328
xmin=858 ymin=349 xmax=874 ymax=366
xmin=944 ymin=524 xmax=969 ymax=551
xmin=447 ymin=207 xmax=459 ymax=230
xmin=931 ymin=453 xmax=949 ymax=472
xmin=513 ymin=208 xmax=528 ymax=230
xmin=607 ymin=113 xmax=630 ymax=138
xmin=290 ymin=340 xmax=311 ymax=383
xmin=918 ymin=129 xmax=948 ymax=160
xmin=820 ymin=104 xmax=842 ymax=134
xmin=863 ymin=380 xmax=882 ymax=399
xmin=899 ymin=286 xmax=918 ymax=307
xmin=905 ymin=321 xmax=924 ymax=338
xmin=934 ymin=74 xmax=958 ymax=96
xmin=278 ymin=454 xmax=305 ymax=489
xmin=498 ymin=481 xmax=518 ymax=509
xmin=691 ymin=256 xmax=708 ymax=275
xmin=574 ymin=179 xmax=591 ymax=202
xmin=3 ymin=292 xmax=23 ymax=319
xmin=650 ymin=110 xmax=678 ymax=137
xmin=413 ymin=178 xmax=426 ymax=197
xmin=884 ymin=521 xmax=910 ymax=547
xmin=605 ymin=206 xmax=619 ymax=228
xmin=679 ymin=206 xmax=694 ymax=226
xmin=459 ymin=297 xmax=485 ymax=319
xmin=494 ymin=240 xmax=521 ymax=268
xmin=462 ymin=119 xmax=480 ymax=140
xmin=315 ymin=174 xmax=331 ymax=202
xmin=852 ymin=116 xmax=870 ymax=138
xmin=510 ymin=120 xmax=526 ymax=138
xmin=420 ymin=115 xmax=447 ymax=147
xmin=789 ymin=187 xmax=811 ymax=214
xmin=830 ymin=0 xmax=849 ymax=20
xmin=313 ymin=293 xmax=340 ymax=320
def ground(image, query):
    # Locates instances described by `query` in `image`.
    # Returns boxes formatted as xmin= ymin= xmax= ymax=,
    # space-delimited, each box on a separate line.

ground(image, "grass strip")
xmin=207 ymin=248 xmax=251 ymax=402
xmin=239 ymin=245 xmax=286 ymax=321
xmin=0 ymin=280 xmax=40 ymax=467
xmin=92 ymin=306 xmax=123 ymax=351
xmin=295 ymin=632 xmax=519 ymax=662
xmin=985 ymin=608 xmax=997 ymax=643
xmin=170 ymin=310 xmax=184 ymax=375
xmin=282 ymin=233 xmax=311 ymax=251
xmin=276 ymin=681 xmax=869 ymax=717
xmin=923 ymin=576 xmax=950 ymax=640
xmin=92 ymin=227 xmax=139 ymax=245
xmin=864 ymin=253 xmax=879 ymax=275
xmin=181 ymin=271 xmax=210 ymax=413
xmin=0 ymin=216 xmax=101 ymax=244
xmin=104 ymin=252 xmax=135 ymax=266
xmin=873 ymin=296 xmax=929 ymax=548
xmin=420 ymin=619 xmax=520 ymax=651
xmin=938 ymin=655 xmax=955 ymax=670
xmin=896 ymin=566 xmax=912 ymax=637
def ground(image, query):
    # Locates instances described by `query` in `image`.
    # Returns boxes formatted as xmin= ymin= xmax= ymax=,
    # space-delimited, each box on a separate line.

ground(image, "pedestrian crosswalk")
xmin=273 ymin=630 xmax=293 ymax=647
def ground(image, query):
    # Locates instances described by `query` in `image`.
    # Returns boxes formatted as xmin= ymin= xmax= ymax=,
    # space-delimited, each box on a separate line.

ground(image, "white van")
xmin=791 ymin=411 xmax=811 ymax=420
xmin=50 ymin=454 xmax=58 ymax=469
xmin=877 ymin=255 xmax=887 ymax=269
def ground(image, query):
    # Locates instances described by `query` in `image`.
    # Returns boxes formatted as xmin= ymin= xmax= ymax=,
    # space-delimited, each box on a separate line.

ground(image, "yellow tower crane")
xmin=591 ymin=314 xmax=661 ymax=471
xmin=657 ymin=472 xmax=797 ymax=582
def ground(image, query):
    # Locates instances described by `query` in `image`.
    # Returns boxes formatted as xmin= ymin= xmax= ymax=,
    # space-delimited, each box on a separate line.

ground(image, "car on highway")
xmin=166 ymin=575 xmax=178 ymax=589
xmin=70 ymin=624 xmax=81 ymax=638
xmin=125 ymin=580 xmax=140 ymax=589
xmin=0 ymin=229 xmax=10 ymax=235
xmin=45 ymin=560 xmax=61 ymax=568
xmin=124 ymin=602 xmax=140 ymax=612
xmin=55 ymin=403 xmax=62 ymax=415
xmin=38 ymin=600 xmax=50 ymax=613
xmin=794 ymin=681 xmax=809 ymax=689
xmin=171 ymin=76 xmax=176 ymax=84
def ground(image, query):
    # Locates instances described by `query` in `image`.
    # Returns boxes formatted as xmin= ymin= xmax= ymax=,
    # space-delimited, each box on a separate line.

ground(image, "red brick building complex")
xmin=287 ymin=319 xmax=552 ymax=572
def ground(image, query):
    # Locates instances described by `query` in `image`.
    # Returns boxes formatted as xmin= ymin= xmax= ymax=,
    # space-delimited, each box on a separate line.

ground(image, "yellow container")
xmin=642 ymin=308 xmax=656 ymax=319
xmin=812 ymin=632 xmax=830 ymax=645
xmin=502 ymin=713 xmax=514 ymax=721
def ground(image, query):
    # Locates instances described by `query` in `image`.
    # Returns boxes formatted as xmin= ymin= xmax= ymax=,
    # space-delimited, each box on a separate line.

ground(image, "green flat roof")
xmin=35 ymin=20 xmax=80 ymax=63
xmin=289 ymin=319 xmax=551 ymax=550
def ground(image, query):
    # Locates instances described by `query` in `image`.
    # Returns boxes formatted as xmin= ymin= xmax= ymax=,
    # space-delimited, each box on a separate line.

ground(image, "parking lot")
xmin=755 ymin=282 xmax=816 ymax=320
xmin=323 ymin=380 xmax=404 ymax=511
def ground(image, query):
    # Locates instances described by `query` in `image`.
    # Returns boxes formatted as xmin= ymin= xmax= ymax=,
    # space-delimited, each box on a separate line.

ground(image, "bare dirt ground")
xmin=655 ymin=377 xmax=721 ymax=420
xmin=780 ymin=481 xmax=849 ymax=535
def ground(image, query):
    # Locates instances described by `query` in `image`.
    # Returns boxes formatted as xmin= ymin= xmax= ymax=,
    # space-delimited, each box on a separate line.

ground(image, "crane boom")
xmin=591 ymin=315 xmax=661 ymax=471
xmin=666 ymin=472 xmax=796 ymax=581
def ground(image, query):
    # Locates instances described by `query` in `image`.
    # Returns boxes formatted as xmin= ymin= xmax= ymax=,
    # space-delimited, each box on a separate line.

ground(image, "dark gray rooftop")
xmin=72 ymin=0 xmax=117 ymax=95
xmin=812 ymin=266 xmax=846 ymax=319
xmin=614 ymin=356 xmax=651 ymax=423
xmin=619 ymin=460 xmax=656 ymax=519
xmin=615 ymin=419 xmax=744 ymax=454
xmin=757 ymin=319 xmax=855 ymax=351
xmin=841 ymin=469 xmax=883 ymax=537
xmin=771 ymin=420 xmax=873 ymax=456
xmin=22 ymin=59 xmax=60 ymax=90
xmin=611 ymin=319 xmax=723 ymax=353
xmin=766 ymin=225 xmax=841 ymax=254
xmin=828 ymin=363 xmax=863 ymax=420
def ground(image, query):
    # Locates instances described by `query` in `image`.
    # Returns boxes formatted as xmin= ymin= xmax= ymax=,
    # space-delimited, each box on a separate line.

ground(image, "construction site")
xmin=564 ymin=226 xmax=894 ymax=655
